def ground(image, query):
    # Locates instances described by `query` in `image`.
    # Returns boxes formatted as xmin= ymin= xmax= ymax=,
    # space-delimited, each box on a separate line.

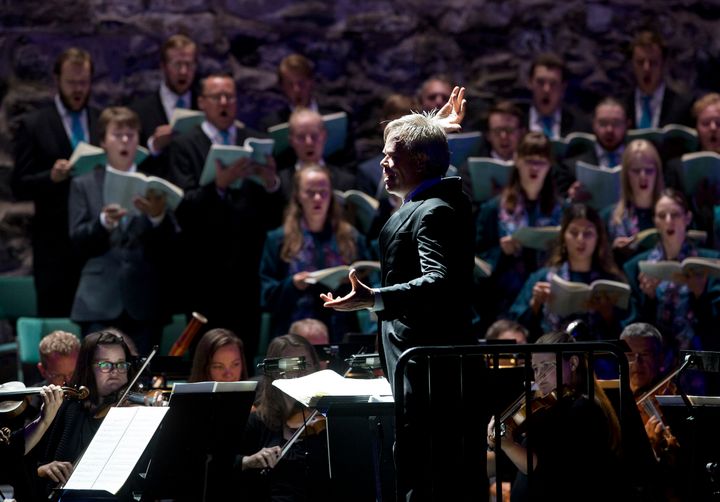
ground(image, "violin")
xmin=0 ymin=381 xmax=89 ymax=418
xmin=635 ymin=369 xmax=681 ymax=453
xmin=284 ymin=408 xmax=326 ymax=439
xmin=493 ymin=390 xmax=558 ymax=441
xmin=261 ymin=408 xmax=327 ymax=475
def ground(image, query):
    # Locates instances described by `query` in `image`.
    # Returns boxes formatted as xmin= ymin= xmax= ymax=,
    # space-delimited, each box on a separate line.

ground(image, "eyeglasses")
xmin=94 ymin=361 xmax=131 ymax=373
xmin=202 ymin=93 xmax=237 ymax=103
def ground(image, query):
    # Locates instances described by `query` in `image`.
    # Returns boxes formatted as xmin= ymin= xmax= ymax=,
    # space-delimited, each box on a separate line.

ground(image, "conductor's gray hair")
xmin=383 ymin=112 xmax=450 ymax=178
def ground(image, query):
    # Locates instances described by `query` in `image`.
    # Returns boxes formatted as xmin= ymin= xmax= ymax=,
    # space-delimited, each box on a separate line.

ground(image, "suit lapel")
xmin=48 ymin=106 xmax=74 ymax=155
xmin=379 ymin=199 xmax=422 ymax=250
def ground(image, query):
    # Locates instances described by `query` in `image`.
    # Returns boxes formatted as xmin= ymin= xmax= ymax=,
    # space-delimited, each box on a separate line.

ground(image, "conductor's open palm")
xmin=321 ymin=269 xmax=374 ymax=311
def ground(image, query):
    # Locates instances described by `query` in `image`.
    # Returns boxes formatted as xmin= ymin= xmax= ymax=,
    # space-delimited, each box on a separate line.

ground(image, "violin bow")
xmin=116 ymin=346 xmax=158 ymax=408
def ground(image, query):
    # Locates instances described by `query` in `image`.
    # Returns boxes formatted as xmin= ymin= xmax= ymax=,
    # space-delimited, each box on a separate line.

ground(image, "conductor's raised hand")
xmin=436 ymin=86 xmax=466 ymax=134
xmin=321 ymin=269 xmax=374 ymax=311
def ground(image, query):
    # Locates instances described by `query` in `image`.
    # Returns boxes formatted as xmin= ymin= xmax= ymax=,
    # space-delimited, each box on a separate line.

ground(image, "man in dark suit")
xmin=321 ymin=88 xmax=480 ymax=500
xmin=624 ymin=30 xmax=693 ymax=130
xmin=69 ymin=107 xmax=179 ymax=354
xmin=131 ymin=34 xmax=198 ymax=179
xmin=558 ymin=97 xmax=629 ymax=197
xmin=523 ymin=53 xmax=591 ymax=141
xmin=320 ymin=87 xmax=474 ymax=387
xmin=168 ymin=73 xmax=284 ymax=362
xmin=11 ymin=48 xmax=99 ymax=317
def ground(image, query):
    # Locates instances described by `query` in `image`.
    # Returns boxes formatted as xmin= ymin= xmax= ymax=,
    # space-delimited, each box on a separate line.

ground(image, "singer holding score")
xmin=320 ymin=87 xmax=477 ymax=500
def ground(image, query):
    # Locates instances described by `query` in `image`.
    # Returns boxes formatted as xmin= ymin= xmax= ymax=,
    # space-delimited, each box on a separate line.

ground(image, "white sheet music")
xmin=64 ymin=406 xmax=168 ymax=494
xmin=272 ymin=369 xmax=392 ymax=407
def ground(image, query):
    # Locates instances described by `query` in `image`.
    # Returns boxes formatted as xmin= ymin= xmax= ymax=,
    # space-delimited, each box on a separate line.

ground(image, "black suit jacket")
xmin=11 ymin=104 xmax=100 ymax=316
xmin=167 ymin=123 xmax=267 ymax=191
xmin=169 ymin=123 xmax=284 ymax=359
xmin=131 ymin=90 xmax=198 ymax=180
xmin=556 ymin=149 xmax=601 ymax=196
xmin=68 ymin=166 xmax=179 ymax=322
xmin=376 ymin=177 xmax=475 ymax=389
xmin=520 ymin=104 xmax=592 ymax=138
xmin=623 ymin=86 xmax=694 ymax=129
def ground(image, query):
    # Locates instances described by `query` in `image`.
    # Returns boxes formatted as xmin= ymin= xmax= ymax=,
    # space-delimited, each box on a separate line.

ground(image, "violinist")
xmin=188 ymin=328 xmax=249 ymax=382
xmin=487 ymin=331 xmax=623 ymax=502
xmin=239 ymin=334 xmax=330 ymax=501
xmin=1 ymin=384 xmax=64 ymax=501
xmin=31 ymin=329 xmax=135 ymax=497
xmin=620 ymin=324 xmax=681 ymax=470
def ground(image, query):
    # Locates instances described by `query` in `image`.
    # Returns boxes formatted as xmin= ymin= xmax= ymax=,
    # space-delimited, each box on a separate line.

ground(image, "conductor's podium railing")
xmin=392 ymin=342 xmax=656 ymax=502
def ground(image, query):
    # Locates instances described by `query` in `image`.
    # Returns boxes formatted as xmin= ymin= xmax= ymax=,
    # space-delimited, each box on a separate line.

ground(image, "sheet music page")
xmin=272 ymin=369 xmax=392 ymax=406
xmin=64 ymin=406 xmax=169 ymax=494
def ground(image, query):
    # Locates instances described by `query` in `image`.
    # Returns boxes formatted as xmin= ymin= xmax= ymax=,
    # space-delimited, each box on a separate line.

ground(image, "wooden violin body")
xmin=0 ymin=381 xmax=90 ymax=418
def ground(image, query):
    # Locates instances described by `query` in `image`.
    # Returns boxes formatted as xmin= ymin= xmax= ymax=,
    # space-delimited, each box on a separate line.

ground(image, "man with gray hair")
xmin=321 ymin=87 xmax=478 ymax=500
xmin=321 ymin=87 xmax=474 ymax=388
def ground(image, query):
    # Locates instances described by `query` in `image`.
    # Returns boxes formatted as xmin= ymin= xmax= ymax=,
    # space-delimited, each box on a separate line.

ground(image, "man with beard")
xmin=168 ymin=73 xmax=284 ymax=363
xmin=623 ymin=30 xmax=693 ymax=130
xmin=131 ymin=34 xmax=198 ymax=179
xmin=523 ymin=53 xmax=590 ymax=142
xmin=12 ymin=48 xmax=99 ymax=317
xmin=558 ymin=97 xmax=629 ymax=197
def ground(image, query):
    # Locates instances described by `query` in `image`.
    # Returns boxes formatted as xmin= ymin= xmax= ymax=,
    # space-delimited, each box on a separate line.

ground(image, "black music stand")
xmin=657 ymin=350 xmax=720 ymax=501
xmin=140 ymin=381 xmax=257 ymax=502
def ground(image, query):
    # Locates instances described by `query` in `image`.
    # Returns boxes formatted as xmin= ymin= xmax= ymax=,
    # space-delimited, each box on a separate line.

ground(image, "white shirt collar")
xmin=160 ymin=81 xmax=192 ymax=121
xmin=529 ymin=106 xmax=562 ymax=138
xmin=201 ymin=120 xmax=237 ymax=145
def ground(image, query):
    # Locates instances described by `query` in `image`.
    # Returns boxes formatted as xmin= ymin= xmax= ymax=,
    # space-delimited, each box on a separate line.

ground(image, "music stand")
xmin=656 ymin=350 xmax=720 ymax=501
xmin=140 ymin=381 xmax=257 ymax=502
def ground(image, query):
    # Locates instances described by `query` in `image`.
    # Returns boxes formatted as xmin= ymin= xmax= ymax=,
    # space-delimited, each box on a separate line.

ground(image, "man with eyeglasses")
xmin=459 ymin=101 xmax=525 ymax=207
xmin=558 ymin=97 xmax=629 ymax=198
xmin=168 ymin=73 xmax=284 ymax=364
xmin=131 ymin=34 xmax=199 ymax=179
xmin=11 ymin=47 xmax=100 ymax=318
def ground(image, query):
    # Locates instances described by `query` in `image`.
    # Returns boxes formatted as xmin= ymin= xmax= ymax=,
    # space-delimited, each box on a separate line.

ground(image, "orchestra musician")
xmin=238 ymin=334 xmax=330 ymax=501
xmin=31 ymin=330 xmax=135 ymax=497
xmin=1 ymin=385 xmax=64 ymax=502
xmin=620 ymin=322 xmax=683 ymax=500
xmin=487 ymin=331 xmax=624 ymax=501
xmin=188 ymin=328 xmax=249 ymax=382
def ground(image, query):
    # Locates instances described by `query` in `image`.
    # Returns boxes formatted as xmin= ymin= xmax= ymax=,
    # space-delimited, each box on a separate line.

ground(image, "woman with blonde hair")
xmin=604 ymin=139 xmax=664 ymax=265
xmin=260 ymin=164 xmax=370 ymax=342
